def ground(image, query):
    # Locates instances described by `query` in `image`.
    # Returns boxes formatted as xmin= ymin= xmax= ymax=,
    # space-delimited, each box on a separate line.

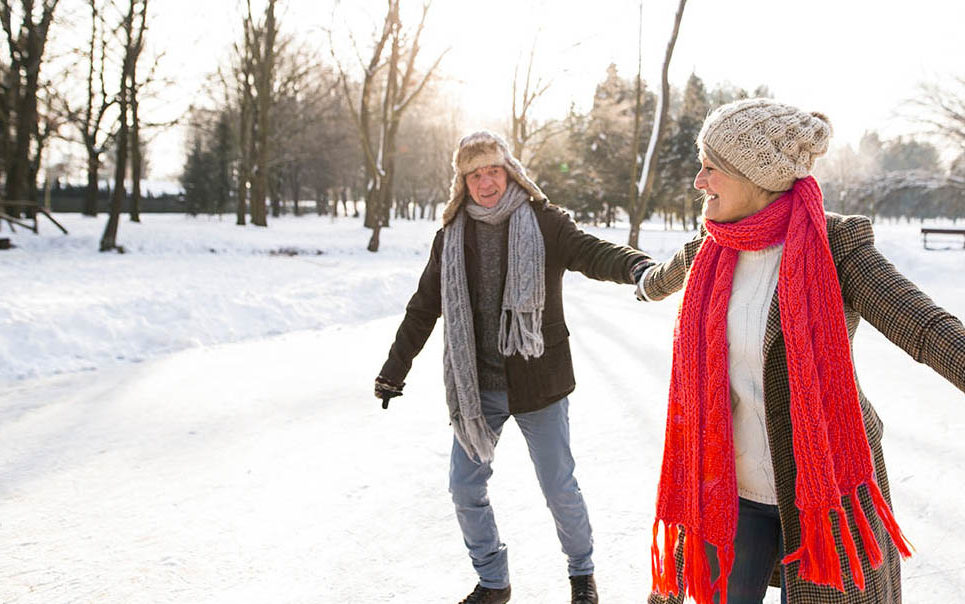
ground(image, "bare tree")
xmin=625 ymin=1 xmax=645 ymax=241
xmin=128 ymin=80 xmax=141 ymax=221
xmin=30 ymin=77 xmax=60 ymax=196
xmin=1 ymin=54 xmax=9 ymax=187
xmin=510 ymin=35 xmax=558 ymax=169
xmin=263 ymin=40 xmax=325 ymax=217
xmin=225 ymin=34 xmax=254 ymax=225
xmin=908 ymin=77 xmax=965 ymax=153
xmin=55 ymin=0 xmax=116 ymax=217
xmin=100 ymin=0 xmax=146 ymax=252
xmin=244 ymin=0 xmax=277 ymax=227
xmin=331 ymin=0 xmax=448 ymax=251
xmin=626 ymin=0 xmax=687 ymax=249
xmin=0 ymin=0 xmax=60 ymax=214
xmin=124 ymin=38 xmax=170 ymax=222
xmin=222 ymin=0 xmax=278 ymax=227
xmin=393 ymin=78 xmax=460 ymax=220
xmin=128 ymin=38 xmax=144 ymax=222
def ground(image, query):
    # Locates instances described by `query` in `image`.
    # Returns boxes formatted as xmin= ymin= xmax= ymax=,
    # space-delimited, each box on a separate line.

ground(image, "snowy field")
xmin=1 ymin=212 xmax=963 ymax=603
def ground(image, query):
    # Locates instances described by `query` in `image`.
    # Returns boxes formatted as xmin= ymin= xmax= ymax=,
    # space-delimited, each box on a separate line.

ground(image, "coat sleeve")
xmin=834 ymin=215 xmax=965 ymax=392
xmin=550 ymin=205 xmax=652 ymax=284
xmin=639 ymin=230 xmax=706 ymax=302
xmin=378 ymin=230 xmax=444 ymax=384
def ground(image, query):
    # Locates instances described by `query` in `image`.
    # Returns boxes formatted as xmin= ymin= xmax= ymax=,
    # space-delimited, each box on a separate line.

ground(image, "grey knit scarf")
xmin=442 ymin=181 xmax=545 ymax=462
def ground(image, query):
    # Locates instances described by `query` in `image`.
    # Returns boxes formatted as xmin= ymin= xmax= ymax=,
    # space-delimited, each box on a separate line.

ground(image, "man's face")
xmin=466 ymin=165 xmax=508 ymax=208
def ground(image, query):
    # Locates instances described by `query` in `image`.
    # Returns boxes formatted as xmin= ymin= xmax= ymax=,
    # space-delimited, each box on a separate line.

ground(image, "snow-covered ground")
xmin=1 ymin=213 xmax=963 ymax=603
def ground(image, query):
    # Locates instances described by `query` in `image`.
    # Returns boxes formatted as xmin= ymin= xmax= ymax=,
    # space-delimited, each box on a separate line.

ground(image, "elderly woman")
xmin=637 ymin=98 xmax=965 ymax=604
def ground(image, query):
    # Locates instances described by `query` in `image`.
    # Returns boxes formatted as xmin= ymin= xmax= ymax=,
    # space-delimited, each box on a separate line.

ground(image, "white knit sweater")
xmin=637 ymin=244 xmax=784 ymax=504
xmin=727 ymin=244 xmax=783 ymax=504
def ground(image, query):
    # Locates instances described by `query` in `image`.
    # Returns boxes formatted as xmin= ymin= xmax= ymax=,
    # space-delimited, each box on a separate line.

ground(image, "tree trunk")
xmin=627 ymin=0 xmax=687 ymax=250
xmin=129 ymin=80 xmax=142 ymax=222
xmin=84 ymin=154 xmax=100 ymax=216
xmin=367 ymin=222 xmax=381 ymax=252
xmin=28 ymin=128 xmax=45 ymax=206
xmin=100 ymin=0 xmax=139 ymax=252
xmin=251 ymin=164 xmax=267 ymax=225
xmin=237 ymin=96 xmax=250 ymax=225
xmin=6 ymin=69 xmax=38 ymax=207
xmin=269 ymin=173 xmax=281 ymax=218
xmin=2 ymin=1 xmax=58 ymax=214
xmin=101 ymin=95 xmax=127 ymax=251
xmin=627 ymin=222 xmax=640 ymax=249
xmin=236 ymin=173 xmax=248 ymax=225
xmin=249 ymin=0 xmax=276 ymax=228
xmin=292 ymin=168 xmax=301 ymax=216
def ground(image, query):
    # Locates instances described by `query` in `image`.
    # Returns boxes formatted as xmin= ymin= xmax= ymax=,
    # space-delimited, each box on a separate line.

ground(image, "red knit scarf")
xmin=650 ymin=177 xmax=913 ymax=604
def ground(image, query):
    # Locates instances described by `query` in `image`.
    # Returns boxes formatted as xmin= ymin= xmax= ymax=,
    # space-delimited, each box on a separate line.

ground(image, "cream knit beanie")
xmin=697 ymin=98 xmax=833 ymax=192
xmin=441 ymin=130 xmax=546 ymax=225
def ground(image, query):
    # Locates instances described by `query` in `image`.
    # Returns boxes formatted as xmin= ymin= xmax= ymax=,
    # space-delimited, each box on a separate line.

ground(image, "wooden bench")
xmin=921 ymin=227 xmax=965 ymax=250
xmin=0 ymin=201 xmax=68 ymax=235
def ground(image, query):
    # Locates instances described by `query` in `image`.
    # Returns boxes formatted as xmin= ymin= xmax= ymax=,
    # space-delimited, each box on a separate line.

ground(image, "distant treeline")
xmin=184 ymin=63 xmax=965 ymax=230
xmin=42 ymin=183 xmax=181 ymax=214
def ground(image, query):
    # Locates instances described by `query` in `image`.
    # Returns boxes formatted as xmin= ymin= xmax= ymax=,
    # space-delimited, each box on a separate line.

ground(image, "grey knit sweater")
xmin=473 ymin=219 xmax=508 ymax=391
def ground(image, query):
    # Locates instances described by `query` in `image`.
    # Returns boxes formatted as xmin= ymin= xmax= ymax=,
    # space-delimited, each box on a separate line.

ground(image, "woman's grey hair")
xmin=699 ymin=143 xmax=784 ymax=194
xmin=699 ymin=144 xmax=745 ymax=180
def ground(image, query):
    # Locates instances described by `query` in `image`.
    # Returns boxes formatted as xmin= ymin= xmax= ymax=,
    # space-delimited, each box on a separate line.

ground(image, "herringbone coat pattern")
xmin=643 ymin=213 xmax=965 ymax=604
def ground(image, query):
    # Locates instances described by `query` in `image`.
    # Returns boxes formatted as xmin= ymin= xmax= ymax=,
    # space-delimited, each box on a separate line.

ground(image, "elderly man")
xmin=375 ymin=131 xmax=651 ymax=604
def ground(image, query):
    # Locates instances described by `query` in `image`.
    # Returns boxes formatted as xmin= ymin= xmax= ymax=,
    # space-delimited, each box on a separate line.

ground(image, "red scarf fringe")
xmin=651 ymin=520 xmax=735 ymax=604
xmin=782 ymin=483 xmax=913 ymax=592
xmin=651 ymin=519 xmax=680 ymax=595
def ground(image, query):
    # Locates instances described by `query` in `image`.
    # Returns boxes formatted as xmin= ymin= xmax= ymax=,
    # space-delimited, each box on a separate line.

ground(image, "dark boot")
xmin=458 ymin=583 xmax=511 ymax=604
xmin=570 ymin=574 xmax=598 ymax=603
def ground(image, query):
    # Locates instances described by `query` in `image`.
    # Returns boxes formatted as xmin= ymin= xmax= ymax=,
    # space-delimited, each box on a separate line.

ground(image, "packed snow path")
xmin=1 ymin=216 xmax=963 ymax=602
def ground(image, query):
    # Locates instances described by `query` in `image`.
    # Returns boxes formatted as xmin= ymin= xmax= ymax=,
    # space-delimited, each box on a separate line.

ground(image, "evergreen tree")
xmin=578 ymin=64 xmax=655 ymax=224
xmin=211 ymin=112 xmax=235 ymax=215
xmin=880 ymin=138 xmax=941 ymax=173
xmin=531 ymin=109 xmax=596 ymax=222
xmin=659 ymin=72 xmax=709 ymax=229
xmin=181 ymin=138 xmax=213 ymax=216
xmin=950 ymin=152 xmax=965 ymax=178
xmin=708 ymin=83 xmax=750 ymax=107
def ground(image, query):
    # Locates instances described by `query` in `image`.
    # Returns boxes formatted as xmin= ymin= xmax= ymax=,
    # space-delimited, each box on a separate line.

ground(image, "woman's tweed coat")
xmin=642 ymin=213 xmax=965 ymax=604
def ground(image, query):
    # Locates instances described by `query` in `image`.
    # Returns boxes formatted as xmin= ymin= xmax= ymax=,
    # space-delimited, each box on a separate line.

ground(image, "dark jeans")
xmin=706 ymin=497 xmax=787 ymax=604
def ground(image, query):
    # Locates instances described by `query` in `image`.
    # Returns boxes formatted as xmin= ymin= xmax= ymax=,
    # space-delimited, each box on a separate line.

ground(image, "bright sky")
xmin=136 ymin=0 xmax=964 ymax=180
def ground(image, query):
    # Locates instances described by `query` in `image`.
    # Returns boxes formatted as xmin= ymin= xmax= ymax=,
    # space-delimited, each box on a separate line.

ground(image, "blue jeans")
xmin=706 ymin=497 xmax=787 ymax=604
xmin=448 ymin=391 xmax=594 ymax=589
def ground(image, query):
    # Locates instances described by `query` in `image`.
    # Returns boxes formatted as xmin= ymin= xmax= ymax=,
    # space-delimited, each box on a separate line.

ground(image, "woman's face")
xmin=694 ymin=157 xmax=771 ymax=223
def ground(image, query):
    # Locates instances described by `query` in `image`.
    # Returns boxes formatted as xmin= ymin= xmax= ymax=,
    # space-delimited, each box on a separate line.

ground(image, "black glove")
xmin=374 ymin=375 xmax=404 ymax=408
xmin=630 ymin=259 xmax=653 ymax=283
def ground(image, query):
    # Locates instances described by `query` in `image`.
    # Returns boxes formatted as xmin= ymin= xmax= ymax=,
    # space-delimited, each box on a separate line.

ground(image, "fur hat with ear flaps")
xmin=442 ymin=130 xmax=547 ymax=225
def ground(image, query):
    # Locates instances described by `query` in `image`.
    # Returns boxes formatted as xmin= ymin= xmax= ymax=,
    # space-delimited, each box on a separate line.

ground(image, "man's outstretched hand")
xmin=374 ymin=376 xmax=404 ymax=409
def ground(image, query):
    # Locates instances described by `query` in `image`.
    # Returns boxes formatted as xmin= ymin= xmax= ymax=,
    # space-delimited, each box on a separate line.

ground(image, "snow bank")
xmin=2 ymin=214 xmax=432 ymax=383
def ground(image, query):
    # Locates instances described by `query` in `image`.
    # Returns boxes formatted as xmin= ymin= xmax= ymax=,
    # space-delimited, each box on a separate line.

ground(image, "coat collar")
xmin=762 ymin=288 xmax=783 ymax=364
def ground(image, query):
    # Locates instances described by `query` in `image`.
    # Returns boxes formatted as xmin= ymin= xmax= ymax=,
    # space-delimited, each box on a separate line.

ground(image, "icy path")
xmin=2 ymin=271 xmax=964 ymax=603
